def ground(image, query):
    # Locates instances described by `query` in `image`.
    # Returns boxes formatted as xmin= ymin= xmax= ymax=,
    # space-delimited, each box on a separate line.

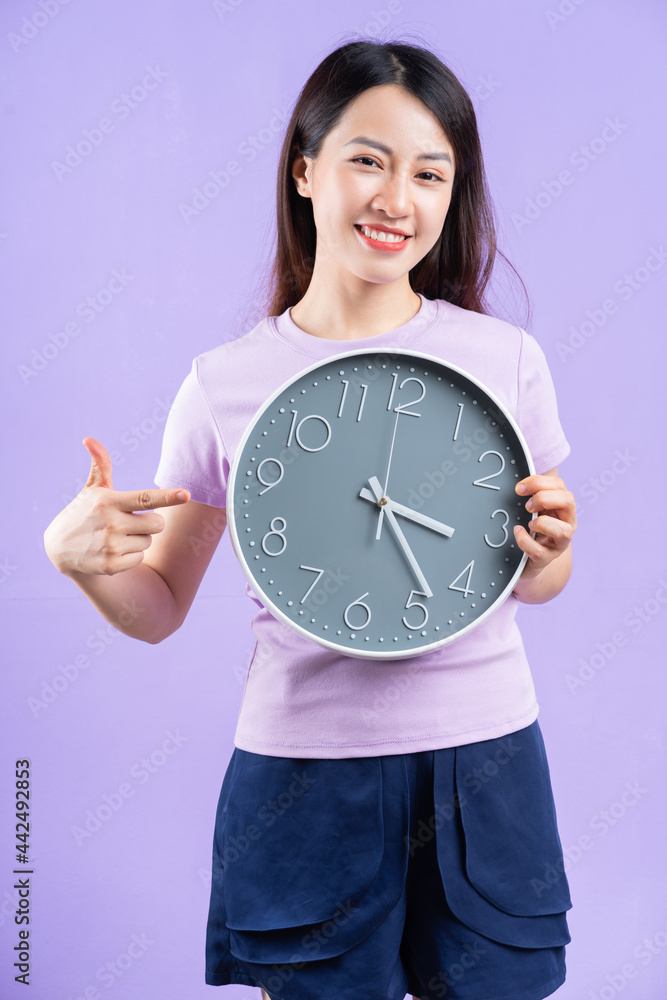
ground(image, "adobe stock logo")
xmin=511 ymin=117 xmax=628 ymax=233
xmin=555 ymin=246 xmax=666 ymax=362
xmin=178 ymin=106 xmax=290 ymax=223
xmin=545 ymin=0 xmax=587 ymax=30
xmin=7 ymin=0 xmax=73 ymax=54
xmin=51 ymin=66 xmax=168 ymax=181
xmin=70 ymin=731 xmax=190 ymax=847
xmin=565 ymin=578 xmax=667 ymax=694
xmin=18 ymin=268 xmax=134 ymax=384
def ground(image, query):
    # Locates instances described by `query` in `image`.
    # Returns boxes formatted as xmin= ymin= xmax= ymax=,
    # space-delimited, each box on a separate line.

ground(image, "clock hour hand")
xmin=359 ymin=489 xmax=455 ymax=538
xmin=365 ymin=476 xmax=433 ymax=598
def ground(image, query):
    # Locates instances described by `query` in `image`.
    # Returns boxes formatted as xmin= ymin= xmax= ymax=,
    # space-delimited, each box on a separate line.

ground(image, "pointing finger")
xmin=113 ymin=488 xmax=190 ymax=512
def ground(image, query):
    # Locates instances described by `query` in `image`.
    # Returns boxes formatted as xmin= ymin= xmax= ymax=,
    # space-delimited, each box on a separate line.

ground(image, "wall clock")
xmin=227 ymin=347 xmax=535 ymax=660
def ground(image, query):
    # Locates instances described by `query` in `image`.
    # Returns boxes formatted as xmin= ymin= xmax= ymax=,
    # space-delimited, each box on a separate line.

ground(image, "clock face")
xmin=227 ymin=348 xmax=535 ymax=660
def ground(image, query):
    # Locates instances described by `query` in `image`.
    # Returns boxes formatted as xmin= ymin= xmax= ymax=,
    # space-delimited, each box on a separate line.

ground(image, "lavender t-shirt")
xmin=154 ymin=293 xmax=570 ymax=758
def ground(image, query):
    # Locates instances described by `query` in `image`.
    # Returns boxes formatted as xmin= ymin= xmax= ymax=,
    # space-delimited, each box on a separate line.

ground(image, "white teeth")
xmin=360 ymin=225 xmax=407 ymax=243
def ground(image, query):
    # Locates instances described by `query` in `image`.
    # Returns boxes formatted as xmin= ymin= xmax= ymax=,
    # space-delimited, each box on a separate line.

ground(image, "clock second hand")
xmin=376 ymin=407 xmax=402 ymax=541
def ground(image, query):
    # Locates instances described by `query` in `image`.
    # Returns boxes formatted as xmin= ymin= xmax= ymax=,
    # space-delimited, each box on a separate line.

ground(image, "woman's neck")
xmin=289 ymin=282 xmax=422 ymax=341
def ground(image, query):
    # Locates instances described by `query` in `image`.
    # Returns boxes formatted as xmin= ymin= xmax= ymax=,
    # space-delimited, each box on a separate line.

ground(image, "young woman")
xmin=44 ymin=39 xmax=577 ymax=1000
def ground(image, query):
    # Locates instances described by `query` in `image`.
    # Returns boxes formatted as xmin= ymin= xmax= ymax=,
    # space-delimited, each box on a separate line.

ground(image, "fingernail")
xmin=176 ymin=491 xmax=188 ymax=502
xmin=516 ymin=483 xmax=527 ymax=494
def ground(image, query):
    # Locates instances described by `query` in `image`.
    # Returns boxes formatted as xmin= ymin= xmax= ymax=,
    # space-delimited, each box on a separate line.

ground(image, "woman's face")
xmin=293 ymin=84 xmax=456 ymax=288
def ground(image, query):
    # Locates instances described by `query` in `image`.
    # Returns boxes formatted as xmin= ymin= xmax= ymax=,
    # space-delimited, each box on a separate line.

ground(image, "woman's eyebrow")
xmin=344 ymin=135 xmax=452 ymax=164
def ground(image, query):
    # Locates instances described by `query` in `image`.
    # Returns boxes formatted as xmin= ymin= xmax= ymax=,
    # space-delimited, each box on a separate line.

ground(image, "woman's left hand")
xmin=513 ymin=473 xmax=577 ymax=580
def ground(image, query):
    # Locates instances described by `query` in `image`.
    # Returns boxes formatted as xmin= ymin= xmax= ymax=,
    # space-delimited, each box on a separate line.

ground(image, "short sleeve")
xmin=154 ymin=357 xmax=229 ymax=507
xmin=515 ymin=329 xmax=571 ymax=475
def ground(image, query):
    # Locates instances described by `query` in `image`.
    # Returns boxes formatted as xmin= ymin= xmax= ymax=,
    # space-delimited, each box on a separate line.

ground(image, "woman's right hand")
xmin=43 ymin=437 xmax=190 ymax=577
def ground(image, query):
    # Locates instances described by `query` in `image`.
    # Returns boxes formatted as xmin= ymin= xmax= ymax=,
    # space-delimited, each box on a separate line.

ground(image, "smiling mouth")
xmin=354 ymin=224 xmax=411 ymax=243
xmin=353 ymin=224 xmax=413 ymax=253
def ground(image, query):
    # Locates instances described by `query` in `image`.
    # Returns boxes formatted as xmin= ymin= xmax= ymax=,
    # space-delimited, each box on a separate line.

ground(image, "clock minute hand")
xmin=366 ymin=476 xmax=433 ymax=598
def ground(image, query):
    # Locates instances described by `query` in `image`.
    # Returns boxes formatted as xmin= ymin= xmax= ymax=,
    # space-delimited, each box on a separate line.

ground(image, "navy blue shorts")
xmin=205 ymin=720 xmax=572 ymax=1000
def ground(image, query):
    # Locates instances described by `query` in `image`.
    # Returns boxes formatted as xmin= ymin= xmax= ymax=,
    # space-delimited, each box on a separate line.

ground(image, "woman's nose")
xmin=371 ymin=172 xmax=413 ymax=218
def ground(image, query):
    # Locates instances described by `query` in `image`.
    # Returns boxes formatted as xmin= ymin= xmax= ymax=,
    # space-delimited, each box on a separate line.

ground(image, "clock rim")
xmin=227 ymin=346 xmax=536 ymax=660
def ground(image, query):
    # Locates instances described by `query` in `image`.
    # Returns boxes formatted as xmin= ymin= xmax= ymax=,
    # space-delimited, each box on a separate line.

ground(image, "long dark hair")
xmin=254 ymin=38 xmax=529 ymax=327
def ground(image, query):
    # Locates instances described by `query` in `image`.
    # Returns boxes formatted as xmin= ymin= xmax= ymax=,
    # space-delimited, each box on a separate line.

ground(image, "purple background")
xmin=2 ymin=1 xmax=666 ymax=998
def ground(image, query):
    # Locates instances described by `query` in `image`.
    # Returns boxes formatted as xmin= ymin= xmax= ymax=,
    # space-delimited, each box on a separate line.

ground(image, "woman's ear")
xmin=291 ymin=148 xmax=312 ymax=198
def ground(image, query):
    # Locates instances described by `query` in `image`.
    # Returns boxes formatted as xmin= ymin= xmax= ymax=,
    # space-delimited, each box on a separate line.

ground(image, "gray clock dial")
xmin=227 ymin=347 xmax=535 ymax=660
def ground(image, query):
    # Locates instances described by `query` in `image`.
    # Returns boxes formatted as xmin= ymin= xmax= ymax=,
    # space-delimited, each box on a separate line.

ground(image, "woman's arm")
xmin=62 ymin=500 xmax=227 ymax=643
xmin=511 ymin=466 xmax=576 ymax=605
xmin=44 ymin=438 xmax=227 ymax=643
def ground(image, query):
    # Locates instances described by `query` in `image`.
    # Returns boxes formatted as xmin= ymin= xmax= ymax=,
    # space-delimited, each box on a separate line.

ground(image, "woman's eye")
xmin=352 ymin=158 xmax=443 ymax=182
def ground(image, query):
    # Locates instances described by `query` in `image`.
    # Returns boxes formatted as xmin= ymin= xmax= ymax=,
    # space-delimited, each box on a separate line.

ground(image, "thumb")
xmin=82 ymin=437 xmax=114 ymax=491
